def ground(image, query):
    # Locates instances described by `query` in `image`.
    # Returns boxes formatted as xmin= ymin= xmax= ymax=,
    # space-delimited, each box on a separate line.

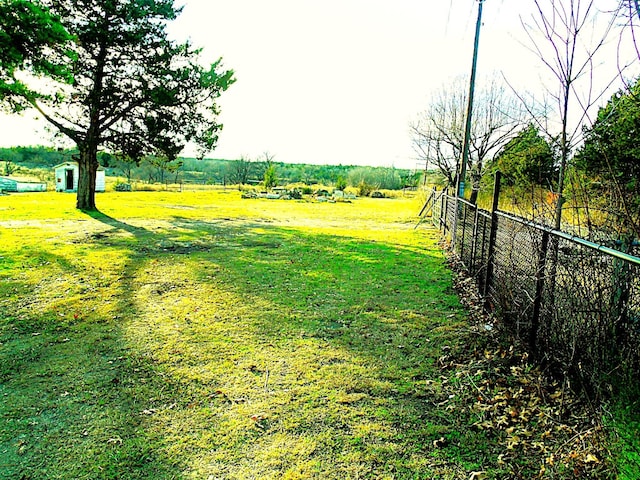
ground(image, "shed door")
xmin=65 ymin=169 xmax=74 ymax=190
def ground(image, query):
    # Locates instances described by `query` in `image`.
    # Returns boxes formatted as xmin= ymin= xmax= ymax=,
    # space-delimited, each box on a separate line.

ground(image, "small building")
xmin=54 ymin=162 xmax=105 ymax=192
xmin=0 ymin=176 xmax=47 ymax=192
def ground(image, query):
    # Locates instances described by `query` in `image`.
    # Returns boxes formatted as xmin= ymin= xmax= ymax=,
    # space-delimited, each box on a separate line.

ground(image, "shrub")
xmin=114 ymin=182 xmax=132 ymax=192
xmin=357 ymin=181 xmax=374 ymax=197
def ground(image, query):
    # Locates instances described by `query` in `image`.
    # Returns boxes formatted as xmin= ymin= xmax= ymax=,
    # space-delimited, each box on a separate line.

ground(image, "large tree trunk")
xmin=76 ymin=144 xmax=99 ymax=211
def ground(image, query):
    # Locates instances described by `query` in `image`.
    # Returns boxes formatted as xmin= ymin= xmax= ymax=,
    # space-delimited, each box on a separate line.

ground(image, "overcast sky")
xmin=0 ymin=0 xmax=636 ymax=169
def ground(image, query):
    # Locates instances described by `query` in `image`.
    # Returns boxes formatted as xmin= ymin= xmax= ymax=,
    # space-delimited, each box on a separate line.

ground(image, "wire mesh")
xmin=487 ymin=214 xmax=546 ymax=338
xmin=436 ymin=191 xmax=640 ymax=397
xmin=451 ymin=201 xmax=492 ymax=291
xmin=538 ymin=237 xmax=640 ymax=393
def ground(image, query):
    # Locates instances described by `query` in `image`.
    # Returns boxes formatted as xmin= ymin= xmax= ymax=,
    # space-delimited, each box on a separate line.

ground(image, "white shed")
xmin=54 ymin=162 xmax=105 ymax=192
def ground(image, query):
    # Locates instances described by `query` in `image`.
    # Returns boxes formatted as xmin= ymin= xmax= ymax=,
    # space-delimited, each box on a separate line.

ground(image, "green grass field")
xmin=0 ymin=190 xmax=624 ymax=479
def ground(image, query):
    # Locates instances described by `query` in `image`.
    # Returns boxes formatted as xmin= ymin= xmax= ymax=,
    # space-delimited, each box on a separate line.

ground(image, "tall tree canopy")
xmin=574 ymin=77 xmax=640 ymax=239
xmin=1 ymin=0 xmax=234 ymax=210
xmin=490 ymin=124 xmax=557 ymax=188
xmin=0 ymin=0 xmax=73 ymax=110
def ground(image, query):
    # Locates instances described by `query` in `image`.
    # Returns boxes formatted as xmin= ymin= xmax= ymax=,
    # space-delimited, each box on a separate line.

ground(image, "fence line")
xmin=426 ymin=181 xmax=640 ymax=399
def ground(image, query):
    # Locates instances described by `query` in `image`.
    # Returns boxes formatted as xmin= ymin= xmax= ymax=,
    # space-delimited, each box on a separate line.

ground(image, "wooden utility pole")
xmin=457 ymin=0 xmax=485 ymax=199
xmin=452 ymin=0 xmax=485 ymax=247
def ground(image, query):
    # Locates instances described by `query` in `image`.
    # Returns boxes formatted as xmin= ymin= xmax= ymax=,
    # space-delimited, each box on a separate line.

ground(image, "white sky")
xmin=0 ymin=0 xmax=637 ymax=169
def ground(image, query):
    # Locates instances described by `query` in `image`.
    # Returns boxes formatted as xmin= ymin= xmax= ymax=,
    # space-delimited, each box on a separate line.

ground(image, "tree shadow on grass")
xmin=0 ymin=220 xmax=195 ymax=478
xmin=101 ymin=216 xmax=475 ymax=478
xmin=83 ymin=208 xmax=150 ymax=236
xmin=1 ymin=212 xmax=477 ymax=479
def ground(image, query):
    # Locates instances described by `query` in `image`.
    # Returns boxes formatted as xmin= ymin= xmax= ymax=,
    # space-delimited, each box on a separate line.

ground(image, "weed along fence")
xmin=425 ymin=176 xmax=640 ymax=399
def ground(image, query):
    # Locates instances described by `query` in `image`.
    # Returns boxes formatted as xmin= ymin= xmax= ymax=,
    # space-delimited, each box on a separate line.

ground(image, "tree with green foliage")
xmin=3 ymin=161 xmax=16 ymax=175
xmin=0 ymin=0 xmax=73 ymax=111
xmin=259 ymin=151 xmax=277 ymax=189
xmin=1 ymin=0 xmax=234 ymax=210
xmin=112 ymin=155 xmax=134 ymax=183
xmin=144 ymin=155 xmax=183 ymax=184
xmin=263 ymin=164 xmax=277 ymax=190
xmin=490 ymin=124 xmax=557 ymax=188
xmin=0 ymin=145 xmax=67 ymax=166
xmin=573 ymin=78 xmax=640 ymax=239
xmin=335 ymin=175 xmax=347 ymax=191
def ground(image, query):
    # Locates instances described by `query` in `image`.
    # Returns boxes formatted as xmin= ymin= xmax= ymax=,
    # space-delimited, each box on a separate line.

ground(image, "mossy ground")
xmin=0 ymin=189 xmax=627 ymax=479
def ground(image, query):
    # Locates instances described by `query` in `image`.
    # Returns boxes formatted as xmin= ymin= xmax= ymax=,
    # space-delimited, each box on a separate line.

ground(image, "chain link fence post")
xmin=531 ymin=230 xmax=550 ymax=356
xmin=483 ymin=171 xmax=502 ymax=309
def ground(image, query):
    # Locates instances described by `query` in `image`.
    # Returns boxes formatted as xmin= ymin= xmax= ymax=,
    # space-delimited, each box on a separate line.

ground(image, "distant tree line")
xmin=220 ymin=155 xmax=422 ymax=191
xmin=0 ymin=146 xmax=424 ymax=191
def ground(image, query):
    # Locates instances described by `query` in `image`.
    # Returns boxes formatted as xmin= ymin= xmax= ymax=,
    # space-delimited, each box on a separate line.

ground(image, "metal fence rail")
xmin=428 ymin=185 xmax=640 ymax=398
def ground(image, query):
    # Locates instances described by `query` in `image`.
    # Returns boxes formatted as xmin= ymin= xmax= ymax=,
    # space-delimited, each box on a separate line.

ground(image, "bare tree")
xmin=519 ymin=0 xmax=639 ymax=379
xmin=256 ymin=151 xmax=276 ymax=179
xmin=410 ymin=74 xmax=526 ymax=203
xmin=410 ymin=82 xmax=464 ymax=187
xmin=615 ymin=0 xmax=640 ymax=63
xmin=521 ymin=0 xmax=619 ymax=229
xmin=261 ymin=151 xmax=276 ymax=165
xmin=227 ymin=155 xmax=253 ymax=187
xmin=145 ymin=155 xmax=183 ymax=185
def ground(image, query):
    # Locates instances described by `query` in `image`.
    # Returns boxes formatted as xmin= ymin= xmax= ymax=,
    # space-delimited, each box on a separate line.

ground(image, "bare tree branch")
xmin=521 ymin=0 xmax=618 ymax=229
xmin=410 ymin=74 xmax=528 ymax=202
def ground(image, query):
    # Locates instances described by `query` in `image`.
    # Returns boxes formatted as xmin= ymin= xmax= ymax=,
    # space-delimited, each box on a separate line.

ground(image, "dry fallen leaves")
xmin=443 ymin=256 xmax=613 ymax=478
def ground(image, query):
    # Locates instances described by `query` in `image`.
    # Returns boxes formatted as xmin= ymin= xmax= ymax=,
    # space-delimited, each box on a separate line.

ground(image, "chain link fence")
xmin=429 ymin=186 xmax=640 ymax=399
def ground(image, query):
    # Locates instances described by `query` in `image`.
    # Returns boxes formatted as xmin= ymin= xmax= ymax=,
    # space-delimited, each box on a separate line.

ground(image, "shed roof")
xmin=53 ymin=161 xmax=105 ymax=171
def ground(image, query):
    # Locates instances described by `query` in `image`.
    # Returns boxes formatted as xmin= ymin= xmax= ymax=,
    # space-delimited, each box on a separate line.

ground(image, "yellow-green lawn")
xmin=0 ymin=190 xmax=618 ymax=479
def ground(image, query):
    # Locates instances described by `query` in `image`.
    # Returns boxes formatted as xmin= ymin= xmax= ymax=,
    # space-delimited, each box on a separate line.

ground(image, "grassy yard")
xmin=0 ymin=189 xmax=623 ymax=479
